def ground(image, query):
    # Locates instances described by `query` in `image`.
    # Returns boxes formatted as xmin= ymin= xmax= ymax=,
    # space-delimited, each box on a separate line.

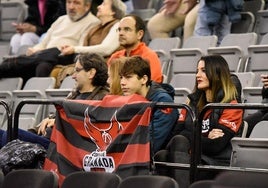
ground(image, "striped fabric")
xmin=43 ymin=94 xmax=153 ymax=186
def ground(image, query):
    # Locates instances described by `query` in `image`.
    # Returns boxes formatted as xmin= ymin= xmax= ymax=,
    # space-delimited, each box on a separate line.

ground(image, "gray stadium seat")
xmin=12 ymin=77 xmax=55 ymax=130
xmin=207 ymin=32 xmax=258 ymax=72
xmin=62 ymin=171 xmax=121 ymax=188
xmin=168 ymin=35 xmax=218 ymax=82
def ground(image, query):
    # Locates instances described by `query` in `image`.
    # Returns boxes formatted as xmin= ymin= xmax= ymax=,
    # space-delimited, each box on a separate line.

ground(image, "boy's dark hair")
xmin=120 ymin=56 xmax=151 ymax=86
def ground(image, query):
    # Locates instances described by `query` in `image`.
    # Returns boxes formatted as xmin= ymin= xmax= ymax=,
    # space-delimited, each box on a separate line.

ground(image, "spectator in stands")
xmin=107 ymin=57 xmax=127 ymax=95
xmin=0 ymin=53 xmax=109 ymax=149
xmin=37 ymin=0 xmax=127 ymax=85
xmin=107 ymin=14 xmax=163 ymax=83
xmin=10 ymin=0 xmax=66 ymax=55
xmin=147 ymin=0 xmax=198 ymax=42
xmin=0 ymin=0 xmax=100 ymax=84
xmin=244 ymin=74 xmax=268 ymax=137
xmin=155 ymin=55 xmax=243 ymax=188
xmin=194 ymin=0 xmax=243 ymax=45
xmin=119 ymin=56 xmax=178 ymax=152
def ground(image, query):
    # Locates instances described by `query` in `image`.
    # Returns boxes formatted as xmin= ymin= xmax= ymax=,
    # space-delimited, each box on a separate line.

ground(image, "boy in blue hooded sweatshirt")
xmin=119 ymin=56 xmax=178 ymax=153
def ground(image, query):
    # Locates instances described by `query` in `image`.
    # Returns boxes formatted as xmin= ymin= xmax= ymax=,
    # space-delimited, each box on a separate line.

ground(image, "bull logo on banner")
xmin=82 ymin=107 xmax=123 ymax=172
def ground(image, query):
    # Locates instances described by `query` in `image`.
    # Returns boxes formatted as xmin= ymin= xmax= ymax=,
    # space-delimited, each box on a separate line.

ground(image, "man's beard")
xmin=68 ymin=11 xmax=85 ymax=22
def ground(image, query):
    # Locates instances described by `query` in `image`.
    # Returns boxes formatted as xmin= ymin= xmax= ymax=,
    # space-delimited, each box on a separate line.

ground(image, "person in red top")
xmin=107 ymin=14 xmax=163 ymax=83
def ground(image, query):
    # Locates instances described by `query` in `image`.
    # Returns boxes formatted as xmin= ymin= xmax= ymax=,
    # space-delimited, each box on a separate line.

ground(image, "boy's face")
xmin=120 ymin=74 xmax=145 ymax=96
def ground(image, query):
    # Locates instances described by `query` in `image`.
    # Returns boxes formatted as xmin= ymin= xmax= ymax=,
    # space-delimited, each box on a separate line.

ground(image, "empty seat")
xmin=231 ymin=11 xmax=255 ymax=33
xmin=242 ymin=86 xmax=262 ymax=116
xmin=168 ymin=35 xmax=218 ymax=82
xmin=169 ymin=73 xmax=196 ymax=91
xmin=118 ymin=175 xmax=179 ymax=188
xmin=12 ymin=77 xmax=55 ymax=130
xmin=214 ymin=171 xmax=268 ymax=187
xmin=245 ymin=33 xmax=268 ymax=86
xmin=234 ymin=72 xmax=255 ymax=88
xmin=207 ymin=32 xmax=258 ymax=72
xmin=44 ymin=75 xmax=75 ymax=117
xmin=173 ymin=88 xmax=191 ymax=104
xmin=2 ymin=169 xmax=58 ymax=188
xmin=230 ymin=120 xmax=268 ymax=169
xmin=62 ymin=171 xmax=121 ymax=188
xmin=0 ymin=77 xmax=23 ymax=129
xmin=148 ymin=37 xmax=181 ymax=76
xmin=254 ymin=9 xmax=268 ymax=43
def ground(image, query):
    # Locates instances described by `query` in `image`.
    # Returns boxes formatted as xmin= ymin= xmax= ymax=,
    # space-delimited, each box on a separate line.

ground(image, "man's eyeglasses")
xmin=74 ymin=67 xmax=84 ymax=73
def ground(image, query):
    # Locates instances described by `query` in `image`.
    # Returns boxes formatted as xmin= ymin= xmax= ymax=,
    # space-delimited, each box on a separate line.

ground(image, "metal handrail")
xmin=194 ymin=103 xmax=268 ymax=177
xmin=153 ymin=102 xmax=197 ymax=183
xmin=0 ymin=100 xmax=12 ymax=142
xmin=12 ymin=98 xmax=63 ymax=141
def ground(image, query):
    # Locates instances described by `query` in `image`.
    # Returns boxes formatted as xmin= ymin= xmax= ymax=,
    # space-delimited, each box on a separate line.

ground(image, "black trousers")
xmin=0 ymin=47 xmax=75 ymax=84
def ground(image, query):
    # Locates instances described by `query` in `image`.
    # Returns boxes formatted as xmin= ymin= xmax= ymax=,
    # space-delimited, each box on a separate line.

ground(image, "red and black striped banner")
xmin=43 ymin=94 xmax=153 ymax=186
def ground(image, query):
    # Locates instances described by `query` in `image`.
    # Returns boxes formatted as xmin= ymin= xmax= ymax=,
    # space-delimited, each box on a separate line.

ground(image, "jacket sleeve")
xmin=202 ymin=106 xmax=243 ymax=155
xmin=74 ymin=23 xmax=120 ymax=57
xmin=150 ymin=94 xmax=178 ymax=153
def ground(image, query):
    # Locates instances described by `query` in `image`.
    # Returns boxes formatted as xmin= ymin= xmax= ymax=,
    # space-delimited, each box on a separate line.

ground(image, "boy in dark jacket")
xmin=119 ymin=56 xmax=178 ymax=153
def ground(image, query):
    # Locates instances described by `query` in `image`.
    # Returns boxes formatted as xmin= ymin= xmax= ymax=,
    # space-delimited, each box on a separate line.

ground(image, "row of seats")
xmin=0 ymin=169 xmax=179 ymax=188
xmin=0 ymin=76 xmax=75 ymax=130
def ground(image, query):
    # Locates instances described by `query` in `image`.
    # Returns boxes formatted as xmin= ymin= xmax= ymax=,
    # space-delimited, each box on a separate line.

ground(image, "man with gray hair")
xmin=0 ymin=0 xmax=100 ymax=84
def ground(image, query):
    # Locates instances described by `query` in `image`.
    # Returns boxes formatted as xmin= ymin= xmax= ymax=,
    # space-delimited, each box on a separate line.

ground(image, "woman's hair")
xmin=109 ymin=57 xmax=127 ymax=95
xmin=195 ymin=55 xmax=238 ymax=111
xmin=111 ymin=0 xmax=127 ymax=19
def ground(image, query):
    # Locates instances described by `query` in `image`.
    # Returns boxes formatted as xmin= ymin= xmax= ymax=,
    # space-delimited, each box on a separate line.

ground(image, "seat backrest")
xmin=2 ymin=169 xmax=58 ymax=188
xmin=242 ymin=87 xmax=262 ymax=116
xmin=173 ymin=88 xmax=191 ymax=104
xmin=182 ymin=35 xmax=218 ymax=54
xmin=231 ymin=11 xmax=255 ymax=33
xmin=230 ymin=137 xmax=268 ymax=169
xmin=118 ymin=175 xmax=179 ymax=188
xmin=243 ymin=0 xmax=265 ymax=18
xmin=62 ymin=171 xmax=121 ymax=188
xmin=254 ymin=10 xmax=268 ymax=43
xmin=132 ymin=0 xmax=151 ymax=9
xmin=250 ymin=120 xmax=268 ymax=138
xmin=0 ymin=2 xmax=26 ymax=41
xmin=59 ymin=75 xmax=75 ymax=89
xmin=246 ymin=44 xmax=268 ymax=85
xmin=208 ymin=32 xmax=258 ymax=72
xmin=214 ymin=171 xmax=268 ymax=187
xmin=169 ymin=73 xmax=196 ymax=91
xmin=149 ymin=37 xmax=181 ymax=76
xmin=0 ymin=45 xmax=11 ymax=61
xmin=12 ymin=77 xmax=56 ymax=130
xmin=149 ymin=37 xmax=181 ymax=56
xmin=234 ymin=72 xmax=255 ymax=88
xmin=0 ymin=77 xmax=23 ymax=129
xmin=0 ymin=77 xmax=23 ymax=91
xmin=167 ymin=36 xmax=218 ymax=82
xmin=220 ymin=32 xmax=258 ymax=56
xmin=189 ymin=180 xmax=214 ymax=188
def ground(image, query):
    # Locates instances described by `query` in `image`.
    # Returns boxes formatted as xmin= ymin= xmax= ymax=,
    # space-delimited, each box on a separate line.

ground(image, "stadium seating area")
xmin=1 ymin=0 xmax=268 ymax=187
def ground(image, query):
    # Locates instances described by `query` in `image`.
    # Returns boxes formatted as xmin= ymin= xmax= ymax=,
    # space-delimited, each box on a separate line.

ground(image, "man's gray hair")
xmin=111 ymin=0 xmax=127 ymax=19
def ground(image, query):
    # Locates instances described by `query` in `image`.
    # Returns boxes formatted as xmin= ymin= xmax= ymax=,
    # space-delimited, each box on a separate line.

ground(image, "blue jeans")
xmin=0 ymin=129 xmax=50 ymax=149
xmin=194 ymin=0 xmax=231 ymax=45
